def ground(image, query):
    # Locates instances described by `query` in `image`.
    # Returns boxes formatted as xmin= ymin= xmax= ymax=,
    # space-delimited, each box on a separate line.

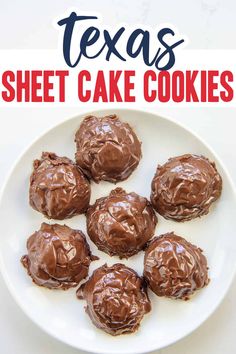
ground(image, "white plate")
xmin=0 ymin=108 xmax=235 ymax=354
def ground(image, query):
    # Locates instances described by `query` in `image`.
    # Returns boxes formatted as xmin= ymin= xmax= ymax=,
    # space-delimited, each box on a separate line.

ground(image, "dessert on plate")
xmin=86 ymin=187 xmax=157 ymax=258
xmin=21 ymin=223 xmax=97 ymax=289
xmin=77 ymin=263 xmax=151 ymax=335
xmin=151 ymin=154 xmax=222 ymax=221
xmin=144 ymin=232 xmax=209 ymax=300
xmin=75 ymin=114 xmax=142 ymax=183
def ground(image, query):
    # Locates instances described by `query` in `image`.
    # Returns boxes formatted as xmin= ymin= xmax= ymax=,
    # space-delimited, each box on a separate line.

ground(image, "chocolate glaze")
xmin=77 ymin=263 xmax=151 ymax=335
xmin=29 ymin=152 xmax=90 ymax=219
xmin=86 ymin=188 xmax=157 ymax=258
xmin=21 ymin=223 xmax=97 ymax=289
xmin=151 ymin=154 xmax=222 ymax=222
xmin=75 ymin=115 xmax=142 ymax=183
xmin=144 ymin=232 xmax=209 ymax=300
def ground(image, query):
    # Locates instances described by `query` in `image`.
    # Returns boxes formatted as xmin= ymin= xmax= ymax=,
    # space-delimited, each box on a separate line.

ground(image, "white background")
xmin=0 ymin=1 xmax=236 ymax=354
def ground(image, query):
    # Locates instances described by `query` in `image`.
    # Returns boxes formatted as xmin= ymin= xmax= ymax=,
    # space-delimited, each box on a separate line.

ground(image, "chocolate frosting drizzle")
xmin=77 ymin=263 xmax=151 ymax=335
xmin=144 ymin=232 xmax=209 ymax=300
xmin=86 ymin=188 xmax=157 ymax=258
xmin=75 ymin=115 xmax=142 ymax=183
xmin=21 ymin=223 xmax=97 ymax=289
xmin=151 ymin=154 xmax=222 ymax=221
xmin=29 ymin=152 xmax=91 ymax=219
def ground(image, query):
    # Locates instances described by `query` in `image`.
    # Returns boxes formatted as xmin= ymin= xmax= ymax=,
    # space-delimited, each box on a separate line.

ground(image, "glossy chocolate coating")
xmin=151 ymin=154 xmax=222 ymax=222
xmin=77 ymin=263 xmax=151 ymax=335
xmin=86 ymin=188 xmax=157 ymax=258
xmin=29 ymin=152 xmax=90 ymax=219
xmin=21 ymin=223 xmax=97 ymax=289
xmin=75 ymin=115 xmax=142 ymax=183
xmin=144 ymin=232 xmax=209 ymax=300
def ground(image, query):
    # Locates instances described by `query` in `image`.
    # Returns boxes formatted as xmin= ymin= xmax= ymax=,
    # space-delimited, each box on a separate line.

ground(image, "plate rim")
xmin=0 ymin=107 xmax=236 ymax=354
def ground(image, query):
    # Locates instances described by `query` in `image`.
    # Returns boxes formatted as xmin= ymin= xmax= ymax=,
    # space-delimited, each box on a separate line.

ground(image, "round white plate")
xmin=0 ymin=108 xmax=235 ymax=354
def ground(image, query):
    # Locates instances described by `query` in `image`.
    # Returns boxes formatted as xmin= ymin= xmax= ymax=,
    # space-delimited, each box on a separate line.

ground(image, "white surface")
xmin=0 ymin=0 xmax=236 ymax=354
xmin=1 ymin=0 xmax=236 ymax=50
xmin=1 ymin=109 xmax=235 ymax=354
